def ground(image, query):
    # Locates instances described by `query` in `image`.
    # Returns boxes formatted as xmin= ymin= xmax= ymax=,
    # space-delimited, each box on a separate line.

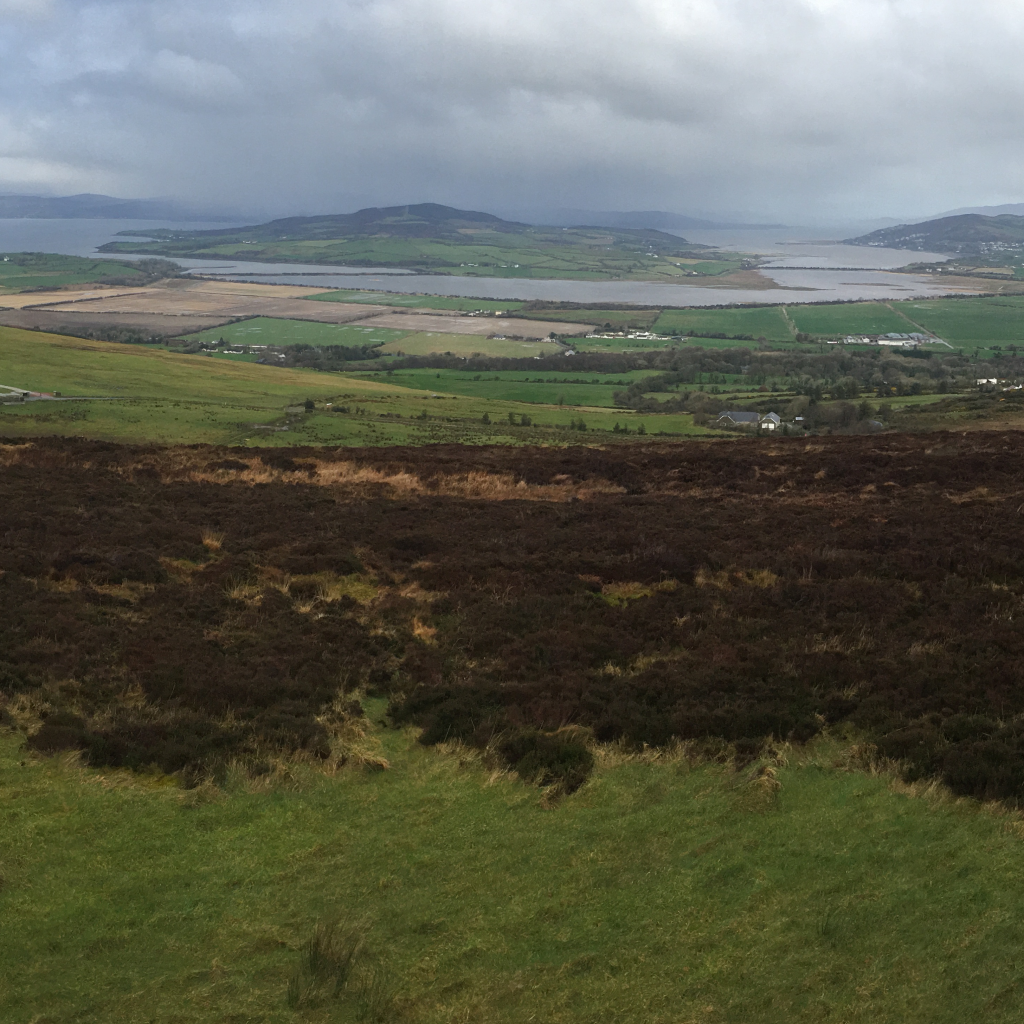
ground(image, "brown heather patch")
xmin=6 ymin=432 xmax=1024 ymax=801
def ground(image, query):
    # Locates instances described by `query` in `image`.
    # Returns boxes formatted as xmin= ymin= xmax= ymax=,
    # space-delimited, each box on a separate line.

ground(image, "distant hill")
xmin=156 ymin=203 xmax=534 ymax=242
xmin=846 ymin=213 xmax=1024 ymax=253
xmin=0 ymin=193 xmax=227 ymax=221
xmin=96 ymin=202 xmax=742 ymax=283
xmin=131 ymin=203 xmax=696 ymax=246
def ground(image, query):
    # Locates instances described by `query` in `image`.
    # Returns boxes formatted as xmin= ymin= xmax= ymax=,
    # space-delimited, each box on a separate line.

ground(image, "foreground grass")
xmin=3 ymin=725 xmax=1024 ymax=1023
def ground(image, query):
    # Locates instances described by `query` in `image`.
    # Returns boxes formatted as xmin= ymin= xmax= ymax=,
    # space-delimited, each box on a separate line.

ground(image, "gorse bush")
xmin=498 ymin=729 xmax=595 ymax=793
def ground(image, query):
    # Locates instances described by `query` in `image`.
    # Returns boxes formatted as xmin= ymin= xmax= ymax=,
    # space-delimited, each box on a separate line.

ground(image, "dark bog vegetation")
xmin=2 ymin=433 xmax=1024 ymax=801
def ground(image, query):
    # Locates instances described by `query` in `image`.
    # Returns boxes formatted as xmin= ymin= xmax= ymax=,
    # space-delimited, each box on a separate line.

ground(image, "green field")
xmin=377 ymin=332 xmax=556 ymax=359
xmin=518 ymin=308 xmax=662 ymax=328
xmin=787 ymin=302 xmax=919 ymax=338
xmin=895 ymin=296 xmax=1024 ymax=347
xmin=181 ymin=317 xmax=410 ymax=349
xmin=0 ymin=252 xmax=158 ymax=294
xmin=5 ymin=724 xmax=1024 ymax=1024
xmin=351 ymin=368 xmax=657 ymax=407
xmin=654 ymin=306 xmax=794 ymax=341
xmin=308 ymin=290 xmax=522 ymax=312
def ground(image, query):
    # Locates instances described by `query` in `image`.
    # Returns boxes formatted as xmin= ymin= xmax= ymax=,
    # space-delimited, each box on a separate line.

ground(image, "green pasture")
xmin=517 ymin=308 xmax=662 ymax=328
xmin=349 ymin=368 xmax=658 ymax=408
xmin=0 ymin=252 xmax=146 ymax=294
xmin=307 ymin=290 xmax=522 ymax=313
xmin=5 ymin=725 xmax=1024 ymax=1023
xmin=787 ymin=302 xmax=919 ymax=338
xmin=574 ymin=335 xmax=679 ymax=352
xmin=378 ymin=331 xmax=555 ymax=358
xmin=654 ymin=306 xmax=794 ymax=341
xmin=180 ymin=317 xmax=409 ymax=349
xmin=895 ymin=296 xmax=1024 ymax=347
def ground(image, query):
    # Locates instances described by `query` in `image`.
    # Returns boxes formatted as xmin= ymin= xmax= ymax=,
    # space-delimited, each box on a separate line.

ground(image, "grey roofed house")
xmin=716 ymin=410 xmax=760 ymax=426
xmin=760 ymin=412 xmax=782 ymax=430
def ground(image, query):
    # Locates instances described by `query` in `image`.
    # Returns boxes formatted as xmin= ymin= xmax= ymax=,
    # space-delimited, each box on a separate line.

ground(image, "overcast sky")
xmin=1 ymin=0 xmax=1023 ymax=224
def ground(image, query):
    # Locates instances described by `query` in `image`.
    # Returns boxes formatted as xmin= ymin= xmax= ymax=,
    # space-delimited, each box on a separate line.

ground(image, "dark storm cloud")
xmin=1 ymin=0 xmax=1023 ymax=221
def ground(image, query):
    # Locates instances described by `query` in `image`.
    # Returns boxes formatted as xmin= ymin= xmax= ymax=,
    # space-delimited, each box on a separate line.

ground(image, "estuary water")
xmin=0 ymin=218 xmax=962 ymax=307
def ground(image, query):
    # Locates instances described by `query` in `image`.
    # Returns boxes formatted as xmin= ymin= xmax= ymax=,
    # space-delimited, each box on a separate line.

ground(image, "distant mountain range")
xmin=928 ymin=203 xmax=1024 ymax=219
xmin=845 ymin=213 xmax=1024 ymax=253
xmin=0 ymin=193 xmax=229 ymax=221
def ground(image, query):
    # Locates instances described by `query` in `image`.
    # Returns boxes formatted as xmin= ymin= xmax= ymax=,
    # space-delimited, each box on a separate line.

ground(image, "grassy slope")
xmin=0 ymin=326 xmax=381 ymax=403
xmin=4 ymin=726 xmax=1024 ymax=1024
xmin=0 ymin=326 xmax=409 ymax=444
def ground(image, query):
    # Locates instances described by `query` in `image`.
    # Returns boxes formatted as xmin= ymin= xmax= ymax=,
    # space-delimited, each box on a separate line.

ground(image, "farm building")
xmin=715 ymin=411 xmax=760 ymax=428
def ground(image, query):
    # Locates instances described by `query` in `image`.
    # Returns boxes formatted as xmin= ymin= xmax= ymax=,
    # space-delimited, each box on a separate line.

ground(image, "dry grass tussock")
xmin=114 ymin=451 xmax=625 ymax=502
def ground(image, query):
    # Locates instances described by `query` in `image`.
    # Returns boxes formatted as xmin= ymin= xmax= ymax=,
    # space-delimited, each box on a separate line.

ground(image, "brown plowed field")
xmin=0 ymin=308 xmax=238 ymax=336
xmin=3 ymin=432 xmax=1024 ymax=801
xmin=0 ymin=286 xmax=157 ymax=309
xmin=34 ymin=278 xmax=382 ymax=323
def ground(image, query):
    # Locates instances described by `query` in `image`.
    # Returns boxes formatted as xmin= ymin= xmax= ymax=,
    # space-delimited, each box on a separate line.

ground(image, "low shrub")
xmin=498 ymin=729 xmax=594 ymax=793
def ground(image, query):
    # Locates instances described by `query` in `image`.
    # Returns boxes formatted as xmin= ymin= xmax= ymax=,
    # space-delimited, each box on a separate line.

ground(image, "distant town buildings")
xmin=834 ymin=333 xmax=950 ymax=348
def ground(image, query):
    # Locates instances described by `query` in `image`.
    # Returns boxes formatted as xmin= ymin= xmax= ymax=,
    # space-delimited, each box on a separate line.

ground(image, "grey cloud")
xmin=0 ymin=0 xmax=1022 ymax=221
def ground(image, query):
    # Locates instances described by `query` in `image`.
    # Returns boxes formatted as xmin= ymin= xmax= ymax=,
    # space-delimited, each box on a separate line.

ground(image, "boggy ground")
xmin=2 ymin=432 xmax=1024 ymax=801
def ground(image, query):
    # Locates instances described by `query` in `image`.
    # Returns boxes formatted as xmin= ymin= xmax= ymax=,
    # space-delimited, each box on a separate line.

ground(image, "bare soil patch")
xmin=0 ymin=309 xmax=237 ymax=337
xmin=38 ymin=278 xmax=380 ymax=323
xmin=0 ymin=286 xmax=156 ymax=309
